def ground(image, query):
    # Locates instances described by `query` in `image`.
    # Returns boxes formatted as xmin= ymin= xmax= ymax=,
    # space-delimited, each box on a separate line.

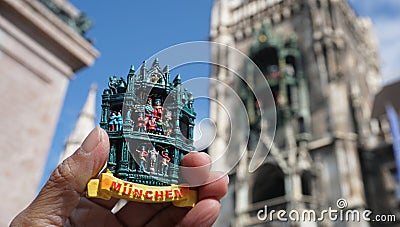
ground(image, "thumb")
xmin=11 ymin=127 xmax=109 ymax=226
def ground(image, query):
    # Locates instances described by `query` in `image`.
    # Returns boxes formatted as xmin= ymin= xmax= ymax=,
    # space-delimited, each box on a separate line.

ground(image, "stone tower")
xmin=209 ymin=0 xmax=386 ymax=226
xmin=0 ymin=0 xmax=98 ymax=224
xmin=59 ymin=84 xmax=97 ymax=163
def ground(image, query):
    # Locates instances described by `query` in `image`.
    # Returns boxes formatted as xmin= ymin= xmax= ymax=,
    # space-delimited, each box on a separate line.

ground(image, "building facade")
xmin=0 ymin=0 xmax=98 ymax=225
xmin=209 ymin=0 xmax=397 ymax=226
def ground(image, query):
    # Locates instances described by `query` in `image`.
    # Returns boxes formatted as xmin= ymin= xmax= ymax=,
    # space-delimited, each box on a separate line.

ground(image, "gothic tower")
xmin=59 ymin=84 xmax=97 ymax=162
xmin=209 ymin=0 xmax=384 ymax=226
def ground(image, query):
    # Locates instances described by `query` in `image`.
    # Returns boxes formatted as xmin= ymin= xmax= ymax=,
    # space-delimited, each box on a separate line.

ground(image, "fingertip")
xmin=80 ymin=127 xmax=105 ymax=153
xmin=60 ymin=127 xmax=109 ymax=186
xmin=180 ymin=152 xmax=212 ymax=186
xmin=94 ymin=126 xmax=110 ymax=152
xmin=97 ymin=127 xmax=110 ymax=154
xmin=181 ymin=152 xmax=211 ymax=167
xmin=98 ymin=126 xmax=109 ymax=142
xmin=209 ymin=171 xmax=229 ymax=184
xmin=198 ymin=172 xmax=229 ymax=201
xmin=179 ymin=199 xmax=220 ymax=226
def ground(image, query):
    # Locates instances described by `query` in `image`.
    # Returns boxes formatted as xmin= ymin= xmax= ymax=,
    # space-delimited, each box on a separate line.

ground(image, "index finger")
xmin=180 ymin=152 xmax=212 ymax=187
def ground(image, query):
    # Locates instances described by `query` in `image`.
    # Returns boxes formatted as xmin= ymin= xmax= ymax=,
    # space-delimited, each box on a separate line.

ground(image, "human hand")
xmin=11 ymin=127 xmax=228 ymax=226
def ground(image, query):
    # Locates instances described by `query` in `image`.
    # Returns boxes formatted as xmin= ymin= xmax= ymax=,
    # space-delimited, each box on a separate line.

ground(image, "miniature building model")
xmin=99 ymin=59 xmax=196 ymax=186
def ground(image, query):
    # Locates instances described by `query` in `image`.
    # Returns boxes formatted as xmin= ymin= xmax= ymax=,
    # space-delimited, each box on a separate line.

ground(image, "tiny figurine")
xmin=116 ymin=111 xmax=123 ymax=131
xmin=148 ymin=147 xmax=158 ymax=173
xmin=108 ymin=112 xmax=116 ymax=131
xmin=137 ymin=112 xmax=146 ymax=132
xmin=151 ymin=73 xmax=161 ymax=83
xmin=188 ymin=92 xmax=194 ymax=109
xmin=161 ymin=150 xmax=170 ymax=176
xmin=125 ymin=107 xmax=132 ymax=122
xmin=153 ymin=98 xmax=163 ymax=120
xmin=108 ymin=76 xmax=118 ymax=94
xmin=88 ymin=61 xmax=198 ymax=208
xmin=145 ymin=98 xmax=154 ymax=119
xmin=163 ymin=109 xmax=173 ymax=136
xmin=147 ymin=117 xmax=156 ymax=134
xmin=136 ymin=145 xmax=148 ymax=172
xmin=155 ymin=118 xmax=164 ymax=135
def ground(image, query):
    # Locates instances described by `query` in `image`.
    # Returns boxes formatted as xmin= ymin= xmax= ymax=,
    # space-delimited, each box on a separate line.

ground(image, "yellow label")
xmin=87 ymin=171 xmax=197 ymax=208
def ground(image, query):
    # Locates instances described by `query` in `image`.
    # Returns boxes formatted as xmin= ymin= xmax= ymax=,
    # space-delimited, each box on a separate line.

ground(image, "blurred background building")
xmin=58 ymin=84 xmax=97 ymax=163
xmin=0 ymin=0 xmax=98 ymax=225
xmin=209 ymin=0 xmax=398 ymax=226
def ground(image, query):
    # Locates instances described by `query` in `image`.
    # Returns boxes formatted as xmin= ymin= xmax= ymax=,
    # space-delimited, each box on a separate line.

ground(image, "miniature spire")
xmin=127 ymin=65 xmax=136 ymax=93
xmin=152 ymin=58 xmax=160 ymax=68
xmin=173 ymin=74 xmax=181 ymax=86
xmin=140 ymin=61 xmax=147 ymax=79
xmin=59 ymin=84 xmax=97 ymax=163
xmin=128 ymin=65 xmax=135 ymax=75
xmin=163 ymin=65 xmax=170 ymax=73
xmin=163 ymin=65 xmax=170 ymax=84
xmin=153 ymin=58 xmax=159 ymax=66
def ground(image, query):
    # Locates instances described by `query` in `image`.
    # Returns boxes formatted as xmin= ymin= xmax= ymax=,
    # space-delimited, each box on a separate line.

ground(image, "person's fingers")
xmin=90 ymin=197 xmax=120 ymax=210
xmin=177 ymin=199 xmax=220 ymax=227
xmin=198 ymin=171 xmax=229 ymax=201
xmin=181 ymin=151 xmax=211 ymax=167
xmin=67 ymin=197 xmax=122 ymax=227
xmin=120 ymin=172 xmax=228 ymax=227
xmin=141 ymin=204 xmax=190 ymax=227
xmin=180 ymin=152 xmax=212 ymax=187
xmin=11 ymin=127 xmax=109 ymax=227
xmin=115 ymin=201 xmax=170 ymax=226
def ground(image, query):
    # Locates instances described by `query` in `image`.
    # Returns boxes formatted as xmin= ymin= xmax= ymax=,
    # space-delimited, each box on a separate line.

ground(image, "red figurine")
xmin=161 ymin=150 xmax=170 ymax=176
xmin=147 ymin=117 xmax=156 ymax=133
xmin=108 ymin=112 xmax=117 ymax=131
xmin=136 ymin=145 xmax=148 ymax=172
xmin=145 ymin=97 xmax=154 ymax=119
xmin=153 ymin=98 xmax=163 ymax=120
xmin=137 ymin=112 xmax=146 ymax=132
xmin=163 ymin=110 xmax=173 ymax=136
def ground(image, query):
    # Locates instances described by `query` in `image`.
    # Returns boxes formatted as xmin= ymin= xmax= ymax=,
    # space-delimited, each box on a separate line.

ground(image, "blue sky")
xmin=348 ymin=0 xmax=400 ymax=84
xmin=40 ymin=0 xmax=214 ymax=186
xmin=40 ymin=1 xmax=400 ymax=186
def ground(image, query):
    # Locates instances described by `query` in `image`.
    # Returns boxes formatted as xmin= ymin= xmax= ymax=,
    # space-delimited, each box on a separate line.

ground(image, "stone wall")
xmin=0 ymin=0 xmax=98 ymax=225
